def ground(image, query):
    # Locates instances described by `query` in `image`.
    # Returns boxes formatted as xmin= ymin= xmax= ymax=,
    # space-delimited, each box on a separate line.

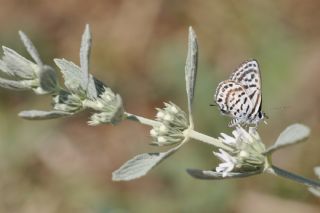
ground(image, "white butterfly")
xmin=214 ymin=59 xmax=267 ymax=127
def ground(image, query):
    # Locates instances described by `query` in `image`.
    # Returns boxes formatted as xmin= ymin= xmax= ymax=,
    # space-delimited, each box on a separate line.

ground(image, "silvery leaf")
xmin=54 ymin=58 xmax=104 ymax=99
xmin=0 ymin=60 xmax=7 ymax=74
xmin=80 ymin=24 xmax=91 ymax=91
xmin=186 ymin=168 xmax=262 ymax=180
xmin=184 ymin=26 xmax=198 ymax=118
xmin=0 ymin=78 xmax=29 ymax=90
xmin=39 ymin=65 xmax=58 ymax=93
xmin=309 ymin=187 xmax=320 ymax=197
xmin=19 ymin=31 xmax=43 ymax=66
xmin=315 ymin=167 xmax=320 ymax=178
xmin=1 ymin=46 xmax=35 ymax=79
xmin=264 ymin=123 xmax=310 ymax=154
xmin=54 ymin=58 xmax=84 ymax=95
xmin=19 ymin=110 xmax=72 ymax=120
xmin=112 ymin=143 xmax=182 ymax=181
xmin=309 ymin=167 xmax=320 ymax=197
xmin=86 ymin=75 xmax=103 ymax=100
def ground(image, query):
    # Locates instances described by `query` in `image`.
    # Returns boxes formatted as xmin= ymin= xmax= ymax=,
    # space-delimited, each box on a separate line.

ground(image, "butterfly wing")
xmin=229 ymin=60 xmax=262 ymax=118
xmin=214 ymin=80 xmax=253 ymax=124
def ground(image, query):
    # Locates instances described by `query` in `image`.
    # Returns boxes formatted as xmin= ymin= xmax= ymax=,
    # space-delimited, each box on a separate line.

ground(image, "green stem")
xmin=187 ymin=129 xmax=233 ymax=151
xmin=266 ymin=165 xmax=320 ymax=188
xmin=125 ymin=112 xmax=159 ymax=126
xmin=124 ymin=112 xmax=231 ymax=150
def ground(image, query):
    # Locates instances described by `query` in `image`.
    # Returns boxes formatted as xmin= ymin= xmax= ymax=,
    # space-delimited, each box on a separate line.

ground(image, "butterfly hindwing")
xmin=215 ymin=80 xmax=253 ymax=123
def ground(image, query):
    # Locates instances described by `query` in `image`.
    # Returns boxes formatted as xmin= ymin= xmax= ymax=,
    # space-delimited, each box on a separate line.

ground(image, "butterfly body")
xmin=214 ymin=60 xmax=266 ymax=127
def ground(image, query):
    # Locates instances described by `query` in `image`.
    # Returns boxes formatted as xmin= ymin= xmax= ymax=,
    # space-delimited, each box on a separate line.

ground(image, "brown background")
xmin=0 ymin=0 xmax=319 ymax=212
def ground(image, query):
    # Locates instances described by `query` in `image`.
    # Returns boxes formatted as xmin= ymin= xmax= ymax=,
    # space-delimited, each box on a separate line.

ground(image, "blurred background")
xmin=0 ymin=0 xmax=319 ymax=212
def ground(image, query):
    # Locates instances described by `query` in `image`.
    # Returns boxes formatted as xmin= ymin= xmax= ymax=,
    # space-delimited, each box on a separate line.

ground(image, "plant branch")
xmin=266 ymin=165 xmax=320 ymax=188
xmin=187 ymin=129 xmax=233 ymax=151
xmin=125 ymin=112 xmax=159 ymax=127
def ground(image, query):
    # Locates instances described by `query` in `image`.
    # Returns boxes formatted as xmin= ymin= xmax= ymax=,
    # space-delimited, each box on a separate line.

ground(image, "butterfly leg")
xmin=228 ymin=118 xmax=240 ymax=127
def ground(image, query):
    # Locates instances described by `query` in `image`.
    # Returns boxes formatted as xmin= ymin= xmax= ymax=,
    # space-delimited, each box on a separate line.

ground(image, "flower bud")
xmin=87 ymin=87 xmax=124 ymax=125
xmin=53 ymin=90 xmax=83 ymax=112
xmin=150 ymin=102 xmax=189 ymax=146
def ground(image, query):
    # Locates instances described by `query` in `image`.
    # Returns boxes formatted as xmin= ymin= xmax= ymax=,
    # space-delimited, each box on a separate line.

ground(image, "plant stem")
xmin=266 ymin=165 xmax=320 ymax=188
xmin=187 ymin=129 xmax=233 ymax=151
xmin=124 ymin=112 xmax=231 ymax=150
xmin=125 ymin=112 xmax=159 ymax=127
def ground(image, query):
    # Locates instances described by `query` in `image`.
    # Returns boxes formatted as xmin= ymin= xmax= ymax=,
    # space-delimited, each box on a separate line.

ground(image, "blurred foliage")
xmin=0 ymin=0 xmax=320 ymax=212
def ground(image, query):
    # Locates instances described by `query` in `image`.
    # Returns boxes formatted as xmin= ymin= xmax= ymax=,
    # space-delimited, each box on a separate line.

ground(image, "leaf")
xmin=112 ymin=143 xmax=182 ymax=181
xmin=54 ymin=58 xmax=106 ymax=99
xmin=1 ymin=46 xmax=35 ymax=79
xmin=86 ymin=75 xmax=103 ymax=100
xmin=19 ymin=31 xmax=43 ymax=66
xmin=264 ymin=123 xmax=310 ymax=154
xmin=309 ymin=187 xmax=320 ymax=197
xmin=315 ymin=167 xmax=320 ymax=179
xmin=54 ymin=58 xmax=84 ymax=94
xmin=80 ymin=24 xmax=91 ymax=91
xmin=186 ymin=168 xmax=262 ymax=180
xmin=0 ymin=78 xmax=29 ymax=90
xmin=309 ymin=167 xmax=320 ymax=197
xmin=184 ymin=26 xmax=198 ymax=119
xmin=18 ymin=110 xmax=72 ymax=120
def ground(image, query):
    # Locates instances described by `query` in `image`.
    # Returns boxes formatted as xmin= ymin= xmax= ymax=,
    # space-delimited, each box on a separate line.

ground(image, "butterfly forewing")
xmin=230 ymin=60 xmax=262 ymax=117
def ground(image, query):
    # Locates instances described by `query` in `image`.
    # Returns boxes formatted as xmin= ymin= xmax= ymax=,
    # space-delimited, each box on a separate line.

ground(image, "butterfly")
xmin=214 ymin=59 xmax=267 ymax=127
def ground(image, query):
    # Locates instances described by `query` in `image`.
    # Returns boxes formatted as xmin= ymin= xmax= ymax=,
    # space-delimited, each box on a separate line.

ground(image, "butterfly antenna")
xmin=210 ymin=103 xmax=217 ymax=107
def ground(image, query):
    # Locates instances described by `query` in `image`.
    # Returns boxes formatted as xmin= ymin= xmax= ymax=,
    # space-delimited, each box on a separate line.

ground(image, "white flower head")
xmin=214 ymin=149 xmax=236 ymax=177
xmin=150 ymin=129 xmax=158 ymax=137
xmin=150 ymin=102 xmax=188 ymax=146
xmin=156 ymin=111 xmax=165 ymax=119
xmin=214 ymin=126 xmax=267 ymax=177
xmin=164 ymin=114 xmax=173 ymax=121
xmin=219 ymin=133 xmax=237 ymax=145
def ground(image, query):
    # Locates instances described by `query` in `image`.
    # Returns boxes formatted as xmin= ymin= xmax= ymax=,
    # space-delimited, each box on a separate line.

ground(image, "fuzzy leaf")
xmin=315 ymin=167 xmax=320 ymax=178
xmin=86 ymin=75 xmax=102 ymax=99
xmin=309 ymin=167 xmax=320 ymax=197
xmin=80 ymin=24 xmax=91 ymax=90
xmin=1 ymin=46 xmax=35 ymax=79
xmin=54 ymin=58 xmax=105 ymax=99
xmin=184 ymin=26 xmax=198 ymax=118
xmin=264 ymin=123 xmax=310 ymax=154
xmin=309 ymin=187 xmax=320 ymax=197
xmin=54 ymin=58 xmax=84 ymax=94
xmin=19 ymin=110 xmax=72 ymax=120
xmin=19 ymin=31 xmax=43 ymax=66
xmin=0 ymin=78 xmax=29 ymax=90
xmin=112 ymin=144 xmax=182 ymax=181
xmin=186 ymin=168 xmax=262 ymax=180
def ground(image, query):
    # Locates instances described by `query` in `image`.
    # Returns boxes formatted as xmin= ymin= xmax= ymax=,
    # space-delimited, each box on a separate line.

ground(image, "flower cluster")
xmin=87 ymin=87 xmax=124 ymax=125
xmin=214 ymin=127 xmax=266 ymax=177
xmin=0 ymin=40 xmax=58 ymax=95
xmin=150 ymin=102 xmax=189 ymax=146
xmin=52 ymin=90 xmax=83 ymax=113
